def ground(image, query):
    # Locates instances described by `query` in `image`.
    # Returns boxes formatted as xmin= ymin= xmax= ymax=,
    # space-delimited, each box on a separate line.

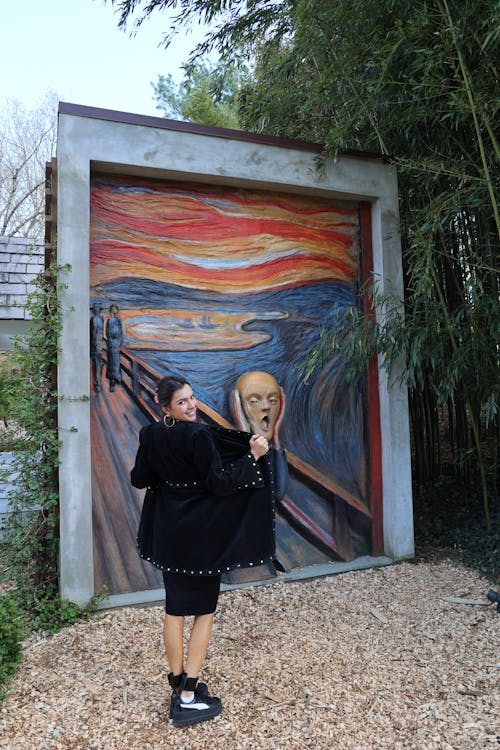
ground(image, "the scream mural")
xmin=89 ymin=173 xmax=377 ymax=595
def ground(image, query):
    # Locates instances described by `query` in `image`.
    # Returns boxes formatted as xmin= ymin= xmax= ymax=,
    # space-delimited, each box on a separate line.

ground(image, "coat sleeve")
xmin=273 ymin=447 xmax=289 ymax=500
xmin=193 ymin=428 xmax=266 ymax=496
xmin=130 ymin=426 xmax=160 ymax=489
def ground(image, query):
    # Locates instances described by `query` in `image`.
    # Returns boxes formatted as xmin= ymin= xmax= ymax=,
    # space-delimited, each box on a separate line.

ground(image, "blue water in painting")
xmin=93 ymin=278 xmax=366 ymax=499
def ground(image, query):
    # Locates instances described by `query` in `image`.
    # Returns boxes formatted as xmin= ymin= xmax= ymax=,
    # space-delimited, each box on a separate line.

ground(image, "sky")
xmin=1 ymin=0 xmax=214 ymax=117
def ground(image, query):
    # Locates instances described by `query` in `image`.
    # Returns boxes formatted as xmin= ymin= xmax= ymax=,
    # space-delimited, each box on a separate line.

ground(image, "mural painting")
xmin=89 ymin=173 xmax=375 ymax=595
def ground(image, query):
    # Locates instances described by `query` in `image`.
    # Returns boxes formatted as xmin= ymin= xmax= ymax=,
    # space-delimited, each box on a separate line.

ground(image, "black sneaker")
xmin=171 ymin=677 xmax=222 ymax=727
xmin=168 ymin=673 xmax=209 ymax=720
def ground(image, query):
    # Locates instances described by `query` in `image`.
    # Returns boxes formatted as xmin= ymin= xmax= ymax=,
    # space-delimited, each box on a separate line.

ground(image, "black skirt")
xmin=163 ymin=571 xmax=222 ymax=616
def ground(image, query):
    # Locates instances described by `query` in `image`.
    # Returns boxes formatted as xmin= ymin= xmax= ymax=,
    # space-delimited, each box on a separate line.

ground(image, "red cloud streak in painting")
xmin=91 ymin=196 xmax=354 ymax=248
xmin=91 ymin=240 xmax=356 ymax=287
xmin=101 ymin=178 xmax=358 ymax=219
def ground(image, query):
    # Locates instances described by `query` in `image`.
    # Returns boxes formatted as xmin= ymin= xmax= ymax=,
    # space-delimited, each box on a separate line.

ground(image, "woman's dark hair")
xmin=156 ymin=375 xmax=190 ymax=408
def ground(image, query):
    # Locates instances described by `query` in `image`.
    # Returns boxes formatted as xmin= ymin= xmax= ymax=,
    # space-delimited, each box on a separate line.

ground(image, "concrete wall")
xmin=0 ymin=236 xmax=44 ymax=350
xmin=56 ymin=103 xmax=414 ymax=607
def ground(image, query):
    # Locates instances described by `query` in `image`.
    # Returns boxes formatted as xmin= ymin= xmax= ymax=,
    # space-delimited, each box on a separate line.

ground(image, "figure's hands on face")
xmin=230 ymin=389 xmax=250 ymax=432
xmin=249 ymin=434 xmax=269 ymax=460
xmin=272 ymin=386 xmax=286 ymax=450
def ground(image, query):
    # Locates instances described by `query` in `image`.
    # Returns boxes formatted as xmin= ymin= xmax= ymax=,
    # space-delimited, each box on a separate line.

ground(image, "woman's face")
xmin=165 ymin=384 xmax=198 ymax=422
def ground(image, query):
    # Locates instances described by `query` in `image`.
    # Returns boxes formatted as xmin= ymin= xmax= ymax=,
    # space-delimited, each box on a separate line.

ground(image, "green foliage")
xmin=415 ymin=484 xmax=499 ymax=584
xmin=0 ymin=432 xmax=26 ymax=453
xmin=109 ymin=1 xmax=292 ymax=62
xmin=30 ymin=596 xmax=81 ymax=634
xmin=0 ymin=593 xmax=24 ymax=701
xmin=16 ymin=586 xmax=107 ymax=636
xmin=0 ymin=353 xmax=18 ymax=425
xmin=236 ymin=0 xmax=499 ymax=524
xmin=0 ymin=583 xmax=104 ymax=703
xmin=152 ymin=59 xmax=248 ymax=127
xmin=0 ymin=355 xmax=11 ymax=425
xmin=113 ymin=0 xmax=499 ymax=534
xmin=445 ymin=524 xmax=499 ymax=585
xmin=0 ymin=353 xmax=27 ymax=451
xmin=0 ymin=265 xmax=62 ymax=597
xmin=0 ymin=262 xmax=105 ymax=644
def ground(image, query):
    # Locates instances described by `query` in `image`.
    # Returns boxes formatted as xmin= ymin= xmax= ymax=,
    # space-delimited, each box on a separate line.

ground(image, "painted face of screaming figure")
xmin=234 ymin=371 xmax=282 ymax=442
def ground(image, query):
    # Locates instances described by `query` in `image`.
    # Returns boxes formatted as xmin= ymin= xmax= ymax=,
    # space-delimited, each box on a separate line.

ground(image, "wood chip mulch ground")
xmin=0 ymin=559 xmax=498 ymax=750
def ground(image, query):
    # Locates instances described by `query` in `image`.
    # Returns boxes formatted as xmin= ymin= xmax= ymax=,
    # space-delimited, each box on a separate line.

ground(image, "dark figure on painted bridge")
xmin=106 ymin=304 xmax=123 ymax=392
xmin=90 ymin=302 xmax=104 ymax=392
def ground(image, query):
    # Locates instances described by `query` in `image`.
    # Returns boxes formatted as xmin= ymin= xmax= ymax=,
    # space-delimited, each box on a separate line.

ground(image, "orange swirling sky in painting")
xmin=90 ymin=178 xmax=360 ymax=293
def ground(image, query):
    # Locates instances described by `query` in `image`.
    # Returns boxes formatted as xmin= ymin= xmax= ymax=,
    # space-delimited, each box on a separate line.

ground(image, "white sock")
xmin=180 ymin=693 xmax=211 ymax=710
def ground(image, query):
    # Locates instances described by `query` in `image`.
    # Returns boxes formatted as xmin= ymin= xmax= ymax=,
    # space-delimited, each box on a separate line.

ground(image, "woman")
xmin=130 ymin=375 xmax=274 ymax=727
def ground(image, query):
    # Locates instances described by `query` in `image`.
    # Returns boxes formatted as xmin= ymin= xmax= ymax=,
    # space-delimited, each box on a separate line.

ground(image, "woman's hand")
xmin=249 ymin=434 xmax=269 ymax=460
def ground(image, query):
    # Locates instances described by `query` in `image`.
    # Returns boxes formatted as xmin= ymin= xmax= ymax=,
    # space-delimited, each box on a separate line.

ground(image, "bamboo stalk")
xmin=439 ymin=0 xmax=500 ymax=241
xmin=429 ymin=259 xmax=491 ymax=529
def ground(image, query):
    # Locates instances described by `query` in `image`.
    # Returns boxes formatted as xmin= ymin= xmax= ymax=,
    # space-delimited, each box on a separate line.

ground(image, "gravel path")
xmin=0 ymin=560 xmax=498 ymax=750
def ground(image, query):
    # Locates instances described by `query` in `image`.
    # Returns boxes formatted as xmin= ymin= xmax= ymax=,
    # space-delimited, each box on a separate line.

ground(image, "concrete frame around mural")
xmin=56 ymin=102 xmax=413 ymax=607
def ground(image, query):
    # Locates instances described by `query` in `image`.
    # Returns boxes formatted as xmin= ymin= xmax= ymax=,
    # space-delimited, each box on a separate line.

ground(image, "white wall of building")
xmin=0 ymin=236 xmax=44 ymax=350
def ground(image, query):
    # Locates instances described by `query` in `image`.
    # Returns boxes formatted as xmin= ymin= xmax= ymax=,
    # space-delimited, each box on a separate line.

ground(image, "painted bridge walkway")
xmin=91 ymin=347 xmax=371 ymax=596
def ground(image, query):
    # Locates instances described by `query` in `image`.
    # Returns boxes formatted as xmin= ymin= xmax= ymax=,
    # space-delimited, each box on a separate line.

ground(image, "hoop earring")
xmin=163 ymin=413 xmax=176 ymax=428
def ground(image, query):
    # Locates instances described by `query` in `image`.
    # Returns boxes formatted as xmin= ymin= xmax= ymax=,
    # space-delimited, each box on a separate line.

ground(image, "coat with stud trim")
xmin=131 ymin=420 xmax=275 ymax=576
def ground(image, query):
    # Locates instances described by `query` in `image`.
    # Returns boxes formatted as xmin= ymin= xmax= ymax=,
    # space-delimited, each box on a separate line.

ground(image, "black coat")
xmin=130 ymin=420 xmax=276 ymax=576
